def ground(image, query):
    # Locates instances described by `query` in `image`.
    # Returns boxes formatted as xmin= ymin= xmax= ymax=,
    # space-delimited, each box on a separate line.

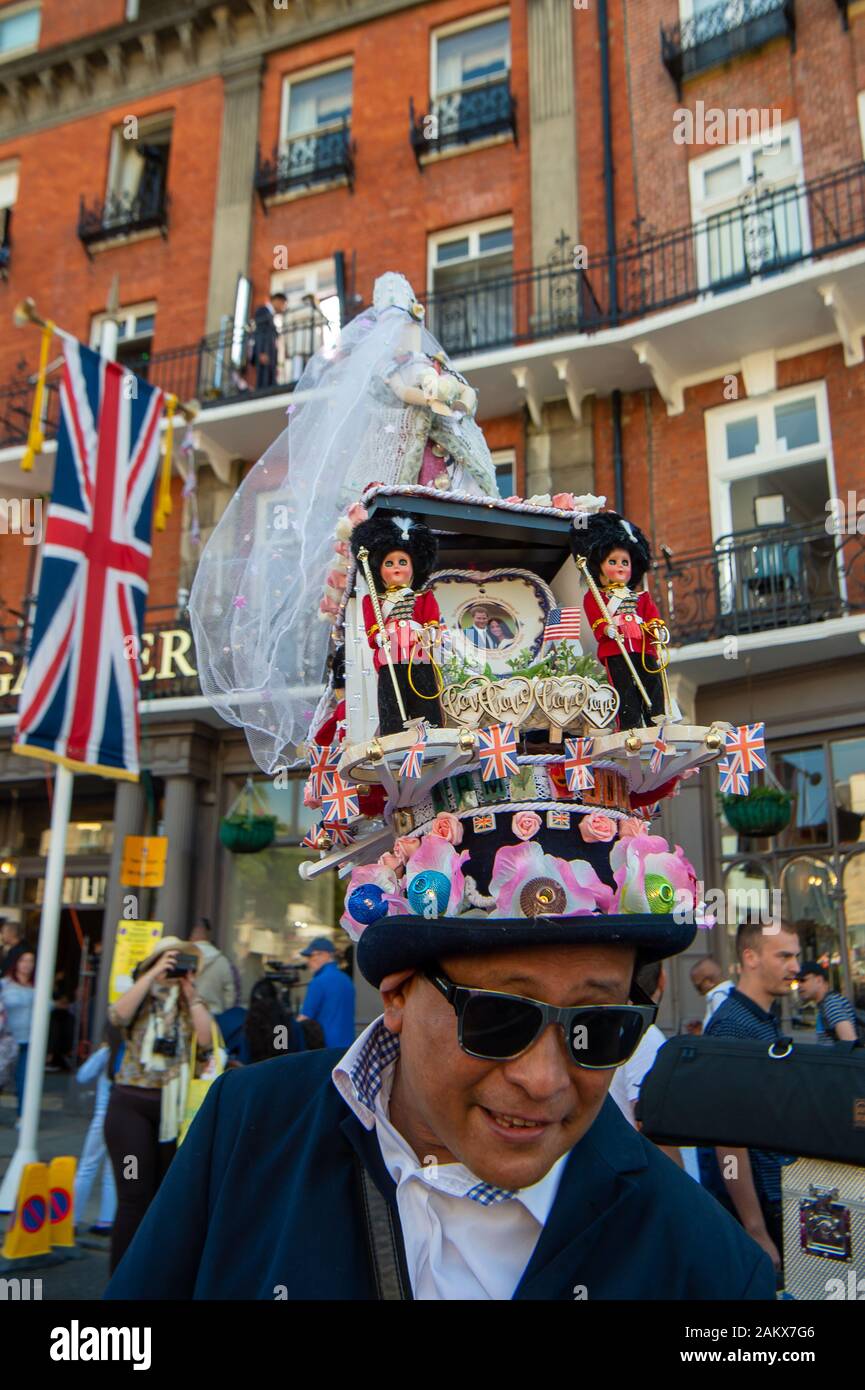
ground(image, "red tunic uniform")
xmin=361 ymin=589 xmax=441 ymax=671
xmin=583 ymin=586 xmax=661 ymax=662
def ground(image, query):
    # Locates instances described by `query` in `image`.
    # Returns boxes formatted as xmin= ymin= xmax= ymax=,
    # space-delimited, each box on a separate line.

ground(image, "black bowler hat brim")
xmin=356 ymin=913 xmax=696 ymax=988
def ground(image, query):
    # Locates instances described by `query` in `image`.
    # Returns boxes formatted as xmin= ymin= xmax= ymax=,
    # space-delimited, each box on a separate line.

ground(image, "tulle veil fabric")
xmin=188 ymin=273 xmax=494 ymax=774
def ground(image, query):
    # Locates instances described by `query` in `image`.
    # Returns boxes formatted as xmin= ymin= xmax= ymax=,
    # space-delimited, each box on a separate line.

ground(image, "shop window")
xmin=781 ymin=855 xmax=841 ymax=987
xmin=842 ymin=852 xmax=865 ymax=1010
xmin=831 ymin=736 xmax=865 ymax=845
xmin=773 ymin=746 xmax=830 ymax=847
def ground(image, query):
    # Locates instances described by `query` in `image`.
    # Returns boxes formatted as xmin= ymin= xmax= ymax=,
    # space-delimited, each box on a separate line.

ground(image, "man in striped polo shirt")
xmin=797 ymin=961 xmax=859 ymax=1043
xmin=703 ymin=920 xmax=801 ymax=1283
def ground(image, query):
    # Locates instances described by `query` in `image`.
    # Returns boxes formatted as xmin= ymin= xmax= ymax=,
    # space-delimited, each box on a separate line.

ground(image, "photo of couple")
xmin=460 ymin=602 xmax=517 ymax=650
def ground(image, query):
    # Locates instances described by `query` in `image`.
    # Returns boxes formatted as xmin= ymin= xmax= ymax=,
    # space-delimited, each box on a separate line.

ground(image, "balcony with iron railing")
xmin=255 ymin=121 xmax=355 ymax=203
xmin=77 ymin=182 xmax=171 ymax=253
xmin=661 ymin=0 xmax=796 ymax=95
xmin=5 ymin=163 xmax=865 ymax=453
xmin=409 ymin=75 xmax=516 ymax=165
xmin=656 ymin=523 xmax=865 ymax=647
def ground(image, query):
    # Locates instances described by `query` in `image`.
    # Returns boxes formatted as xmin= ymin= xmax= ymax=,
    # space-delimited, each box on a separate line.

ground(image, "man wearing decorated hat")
xmin=107 ymin=883 xmax=774 ymax=1300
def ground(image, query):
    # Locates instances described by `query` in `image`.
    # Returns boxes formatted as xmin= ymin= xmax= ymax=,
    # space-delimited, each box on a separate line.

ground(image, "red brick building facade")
xmin=0 ymin=0 xmax=863 ymax=1029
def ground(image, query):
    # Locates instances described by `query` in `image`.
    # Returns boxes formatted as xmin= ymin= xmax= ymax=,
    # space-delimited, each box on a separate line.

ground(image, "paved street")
xmin=0 ymin=1073 xmax=111 ymax=1300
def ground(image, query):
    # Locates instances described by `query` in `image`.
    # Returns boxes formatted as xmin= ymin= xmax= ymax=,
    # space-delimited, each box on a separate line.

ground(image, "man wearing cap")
xmin=298 ymin=938 xmax=355 ymax=1050
xmin=797 ymin=961 xmax=859 ymax=1043
xmin=106 ymin=905 xmax=774 ymax=1300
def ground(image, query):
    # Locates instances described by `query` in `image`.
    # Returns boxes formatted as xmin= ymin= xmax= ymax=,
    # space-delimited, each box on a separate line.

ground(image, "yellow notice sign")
xmin=109 ymin=920 xmax=163 ymax=1002
xmin=120 ymin=835 xmax=168 ymax=887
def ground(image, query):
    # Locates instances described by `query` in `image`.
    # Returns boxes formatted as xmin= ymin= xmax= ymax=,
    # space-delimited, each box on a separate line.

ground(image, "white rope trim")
xmin=360 ymin=482 xmax=606 ymax=522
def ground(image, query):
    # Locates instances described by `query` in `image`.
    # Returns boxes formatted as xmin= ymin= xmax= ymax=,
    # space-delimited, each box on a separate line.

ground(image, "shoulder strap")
xmin=354 ymin=1158 xmax=410 ymax=1301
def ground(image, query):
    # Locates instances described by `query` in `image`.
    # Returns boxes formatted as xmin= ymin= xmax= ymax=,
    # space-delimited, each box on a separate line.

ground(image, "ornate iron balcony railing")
xmin=410 ymin=75 xmax=516 ymax=164
xmin=655 ymin=523 xmax=865 ymax=646
xmin=255 ymin=122 xmax=355 ymax=202
xmin=661 ymin=0 xmax=796 ymax=94
xmin=77 ymin=183 xmax=170 ymax=251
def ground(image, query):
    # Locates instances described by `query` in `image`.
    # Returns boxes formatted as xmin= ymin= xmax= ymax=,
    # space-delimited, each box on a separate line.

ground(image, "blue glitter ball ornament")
xmin=347 ymin=883 xmax=388 ymax=925
xmin=407 ymin=870 xmax=450 ymax=918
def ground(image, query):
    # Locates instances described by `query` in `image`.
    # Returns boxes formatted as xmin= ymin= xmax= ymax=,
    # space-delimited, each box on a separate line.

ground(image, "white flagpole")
xmin=0 ymin=308 xmax=119 ymax=1211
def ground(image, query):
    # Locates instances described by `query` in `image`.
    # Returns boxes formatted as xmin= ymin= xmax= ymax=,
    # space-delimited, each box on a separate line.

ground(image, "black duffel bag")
xmin=635 ymin=1034 xmax=865 ymax=1167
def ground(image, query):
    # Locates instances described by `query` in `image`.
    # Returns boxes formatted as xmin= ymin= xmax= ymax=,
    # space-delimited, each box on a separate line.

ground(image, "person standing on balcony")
xmin=250 ymin=290 xmax=287 ymax=389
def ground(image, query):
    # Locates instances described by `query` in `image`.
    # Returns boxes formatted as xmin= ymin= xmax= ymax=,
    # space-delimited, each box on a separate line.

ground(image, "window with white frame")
xmin=427 ymin=218 xmax=513 ymax=353
xmin=90 ymin=303 xmax=157 ymax=373
xmin=105 ymin=113 xmax=172 ymax=227
xmin=0 ymin=160 xmax=18 ymax=269
xmin=433 ymin=12 xmax=510 ymax=97
xmin=688 ymin=121 xmax=806 ymax=290
xmin=270 ymin=260 xmax=341 ymax=384
xmin=705 ymin=384 xmax=840 ymax=618
xmin=276 ymin=63 xmax=353 ymax=189
xmin=0 ymin=4 xmax=40 ymax=59
xmin=491 ymin=448 xmax=516 ymax=498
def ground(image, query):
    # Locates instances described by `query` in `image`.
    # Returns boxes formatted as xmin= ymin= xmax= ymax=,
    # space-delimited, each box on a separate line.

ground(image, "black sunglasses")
xmin=424 ymin=964 xmax=657 ymax=1070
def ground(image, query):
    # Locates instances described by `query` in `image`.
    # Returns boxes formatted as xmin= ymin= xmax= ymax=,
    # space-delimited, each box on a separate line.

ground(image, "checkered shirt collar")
xmin=332 ymin=1017 xmax=515 ymax=1205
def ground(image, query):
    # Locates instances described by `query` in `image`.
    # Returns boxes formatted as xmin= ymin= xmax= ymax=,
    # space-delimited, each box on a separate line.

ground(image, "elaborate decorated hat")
xmin=569 ymin=511 xmax=653 ymax=588
xmin=349 ymin=513 xmax=439 ymax=591
xmin=348 ymin=790 xmax=698 ymax=987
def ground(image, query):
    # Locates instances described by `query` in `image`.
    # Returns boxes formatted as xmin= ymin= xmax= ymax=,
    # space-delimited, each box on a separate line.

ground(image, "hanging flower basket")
xmin=219 ymin=778 xmax=278 ymax=854
xmin=720 ymin=785 xmax=792 ymax=838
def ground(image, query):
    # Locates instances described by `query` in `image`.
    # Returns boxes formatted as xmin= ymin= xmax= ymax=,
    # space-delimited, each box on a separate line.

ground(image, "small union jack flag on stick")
xmin=327 ymin=822 xmax=356 ymax=846
xmin=563 ymin=737 xmax=595 ymax=792
xmin=301 ymin=822 xmax=329 ymax=850
xmin=649 ymin=727 xmax=670 ymax=775
xmin=718 ymin=757 xmax=750 ymax=796
xmin=320 ymin=771 xmax=359 ymax=823
xmin=399 ymin=723 xmax=427 ymax=779
xmin=307 ymin=742 xmax=338 ymax=798
xmin=724 ymin=722 xmax=766 ymax=775
xmin=477 ymin=724 xmax=519 ymax=781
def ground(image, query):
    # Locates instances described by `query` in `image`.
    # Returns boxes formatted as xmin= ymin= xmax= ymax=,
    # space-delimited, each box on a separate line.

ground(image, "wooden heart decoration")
xmin=582 ymin=680 xmax=620 ymax=729
xmin=441 ymin=677 xmax=489 ymax=728
xmin=534 ymin=676 xmax=589 ymax=728
xmin=480 ymin=676 xmax=535 ymax=726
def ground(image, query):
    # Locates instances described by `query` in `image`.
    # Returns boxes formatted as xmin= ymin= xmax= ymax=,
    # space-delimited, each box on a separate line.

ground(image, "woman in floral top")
xmin=105 ymin=937 xmax=214 ymax=1272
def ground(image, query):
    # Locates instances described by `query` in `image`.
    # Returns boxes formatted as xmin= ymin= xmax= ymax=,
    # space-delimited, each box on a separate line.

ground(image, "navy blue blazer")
xmin=105 ymin=1048 xmax=775 ymax=1301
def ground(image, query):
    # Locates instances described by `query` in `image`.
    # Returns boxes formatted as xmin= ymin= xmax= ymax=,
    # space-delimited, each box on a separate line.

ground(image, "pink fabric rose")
xmin=302 ymin=777 xmax=320 ymax=810
xmin=319 ymin=595 xmax=339 ymax=617
xmin=489 ymin=842 xmax=613 ymax=918
xmin=429 ymin=813 xmax=464 ymax=846
xmin=617 ymin=817 xmax=648 ymax=838
xmin=340 ymin=863 xmax=400 ymax=940
xmin=326 ymin=568 xmax=347 ymax=592
xmin=578 ymin=811 xmax=617 ymax=844
xmin=609 ymin=833 xmax=697 ymax=916
xmin=334 ymin=540 xmax=350 ymax=558
xmin=378 ymin=853 xmax=403 ymax=874
xmin=346 ymin=502 xmax=369 ymax=527
xmin=394 ymin=836 xmax=421 ymax=866
xmin=552 ymin=492 xmax=576 ymax=511
xmin=512 ymin=810 xmax=542 ymax=841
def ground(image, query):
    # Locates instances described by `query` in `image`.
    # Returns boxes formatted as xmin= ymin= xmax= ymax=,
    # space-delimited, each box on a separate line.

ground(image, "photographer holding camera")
xmin=104 ymin=937 xmax=215 ymax=1272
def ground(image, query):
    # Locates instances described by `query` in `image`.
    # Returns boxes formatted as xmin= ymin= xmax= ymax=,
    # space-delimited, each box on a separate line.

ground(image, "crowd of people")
xmin=0 ymin=917 xmax=356 ymax=1271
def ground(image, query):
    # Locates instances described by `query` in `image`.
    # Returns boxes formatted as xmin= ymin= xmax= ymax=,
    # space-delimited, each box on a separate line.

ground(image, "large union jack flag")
xmin=13 ymin=341 xmax=165 ymax=780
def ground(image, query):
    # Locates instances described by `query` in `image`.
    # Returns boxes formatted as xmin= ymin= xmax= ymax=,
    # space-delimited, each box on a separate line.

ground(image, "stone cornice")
xmin=0 ymin=0 xmax=426 ymax=142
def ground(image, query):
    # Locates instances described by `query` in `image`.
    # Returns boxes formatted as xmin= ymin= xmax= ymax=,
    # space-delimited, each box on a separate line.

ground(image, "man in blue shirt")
xmin=703 ymin=919 xmax=801 ymax=1282
xmin=298 ymin=937 xmax=355 ymax=1048
xmin=797 ymin=961 xmax=859 ymax=1043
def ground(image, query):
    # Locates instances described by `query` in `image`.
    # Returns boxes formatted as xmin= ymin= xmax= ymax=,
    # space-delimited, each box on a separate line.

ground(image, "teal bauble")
xmin=407 ymin=870 xmax=450 ymax=918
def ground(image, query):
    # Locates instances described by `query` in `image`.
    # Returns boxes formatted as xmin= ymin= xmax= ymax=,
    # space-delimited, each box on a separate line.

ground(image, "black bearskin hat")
xmin=350 ymin=513 xmax=438 ymax=592
xmin=569 ymin=511 xmax=652 ymax=588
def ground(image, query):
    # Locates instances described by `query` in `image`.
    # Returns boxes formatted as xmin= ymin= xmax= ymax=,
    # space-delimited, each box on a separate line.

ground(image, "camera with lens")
xmin=152 ymin=1035 xmax=178 ymax=1057
xmin=264 ymin=960 xmax=301 ymax=988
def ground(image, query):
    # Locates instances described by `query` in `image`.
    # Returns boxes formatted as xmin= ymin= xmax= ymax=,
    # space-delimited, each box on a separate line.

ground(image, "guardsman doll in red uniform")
xmin=350 ymin=514 xmax=444 ymax=737
xmin=570 ymin=511 xmax=667 ymax=731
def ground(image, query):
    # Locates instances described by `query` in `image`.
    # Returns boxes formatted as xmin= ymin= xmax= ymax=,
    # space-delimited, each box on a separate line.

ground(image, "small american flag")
xmin=563 ymin=737 xmax=594 ymax=792
xmin=543 ymin=607 xmax=581 ymax=643
xmin=321 ymin=771 xmax=360 ymax=823
xmin=649 ymin=727 xmax=670 ymax=775
xmin=477 ymin=724 xmax=519 ymax=781
xmin=718 ymin=757 xmax=750 ymax=796
xmin=725 ymin=723 xmax=766 ymax=775
xmin=399 ymin=723 xmax=427 ymax=779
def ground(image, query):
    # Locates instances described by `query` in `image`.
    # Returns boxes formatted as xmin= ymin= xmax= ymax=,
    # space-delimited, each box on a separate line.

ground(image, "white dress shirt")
xmin=703 ymin=979 xmax=735 ymax=1027
xmin=333 ymin=1017 xmax=567 ymax=1300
